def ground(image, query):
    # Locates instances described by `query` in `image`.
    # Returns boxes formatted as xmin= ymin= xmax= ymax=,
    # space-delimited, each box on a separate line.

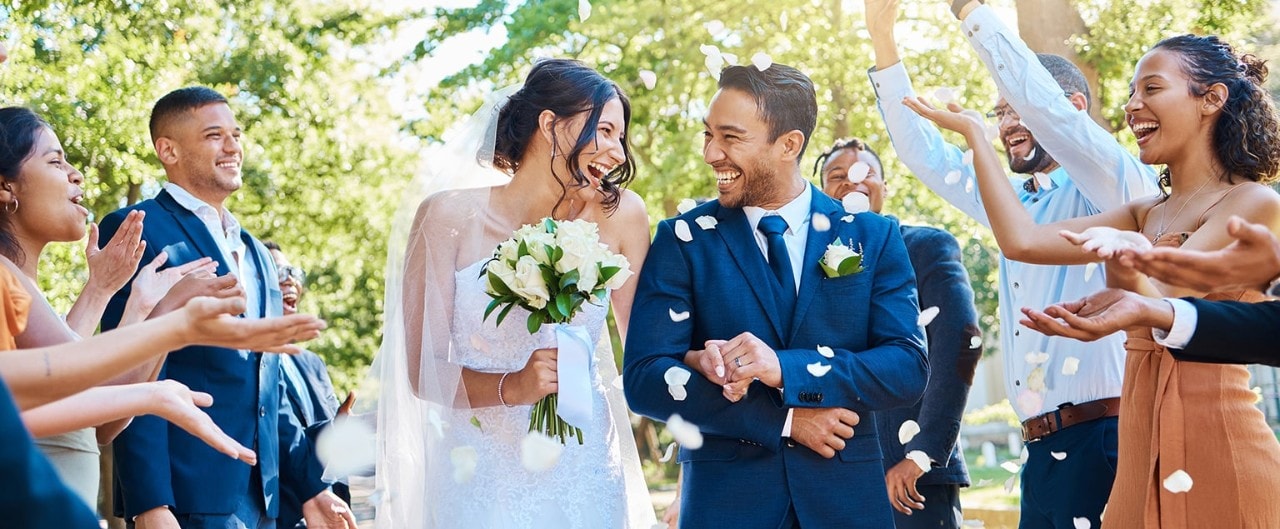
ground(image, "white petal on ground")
xmin=965 ymin=177 xmax=975 ymax=194
xmin=577 ymin=0 xmax=591 ymax=22
xmin=695 ymin=215 xmax=718 ymax=230
xmin=674 ymin=219 xmax=693 ymax=242
xmin=933 ymin=87 xmax=957 ymax=103
xmin=1003 ymin=475 xmax=1017 ymax=493
xmin=659 ymin=442 xmax=677 ymax=463
xmin=842 ymin=192 xmax=871 ymax=214
xmin=1073 ymin=518 xmax=1091 ymax=529
xmin=664 ymin=366 xmax=693 ymax=386
xmin=1000 ymin=461 xmax=1021 ymax=474
xmin=811 ymin=212 xmax=831 ymax=232
xmin=316 ymin=416 xmax=376 ymax=479
xmin=816 ymin=345 xmax=835 ymax=358
xmin=1084 ymin=262 xmax=1098 ymax=282
xmin=520 ymin=431 xmax=564 ymax=472
xmin=669 ymin=308 xmax=690 ymax=322
xmin=970 ymin=335 xmax=983 ymax=349
xmin=906 ymin=450 xmax=931 ymax=473
xmin=751 ymin=52 xmax=773 ymax=71
xmin=1025 ymin=351 xmax=1051 ymax=365
xmin=899 ymin=420 xmax=921 ymax=444
xmin=677 ymin=198 xmax=698 ymax=214
xmin=806 ymin=362 xmax=833 ymax=377
xmin=1034 ymin=171 xmax=1054 ymax=190
xmin=1062 ymin=356 xmax=1081 ymax=376
xmin=639 ymin=70 xmax=657 ymax=90
xmin=1052 ymin=451 xmax=1068 ymax=461
xmin=962 ymin=149 xmax=975 ymax=165
xmin=840 ymin=214 xmax=855 ymax=223
xmin=668 ymin=384 xmax=688 ymax=401
xmin=450 ymin=446 xmax=478 ymax=483
xmin=667 ymin=414 xmax=705 ymax=449
xmin=1163 ymin=469 xmax=1194 ymax=493
xmin=847 ymin=161 xmax=871 ymax=184
xmin=918 ymin=306 xmax=941 ymax=326
xmin=945 ymin=170 xmax=962 ymax=185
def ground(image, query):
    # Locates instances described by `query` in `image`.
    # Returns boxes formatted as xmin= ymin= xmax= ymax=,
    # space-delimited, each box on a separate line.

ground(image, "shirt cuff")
xmin=959 ymin=3 xmax=1001 ymax=34
xmin=1152 ymin=298 xmax=1197 ymax=349
xmin=868 ymin=61 xmax=914 ymax=101
xmin=781 ymin=408 xmax=795 ymax=438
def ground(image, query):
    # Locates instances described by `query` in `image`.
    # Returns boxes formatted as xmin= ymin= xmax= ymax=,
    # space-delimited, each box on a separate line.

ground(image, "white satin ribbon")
xmin=554 ymin=323 xmax=595 ymax=434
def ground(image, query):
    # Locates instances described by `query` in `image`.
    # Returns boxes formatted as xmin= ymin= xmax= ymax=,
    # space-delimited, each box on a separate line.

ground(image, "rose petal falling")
xmin=953 ymin=507 xmax=964 ymax=528
xmin=665 ymin=366 xmax=692 ymax=386
xmin=1062 ymin=356 xmax=1081 ymax=376
xmin=316 ymin=416 xmax=376 ymax=479
xmin=977 ymin=478 xmax=993 ymax=487
xmin=899 ymin=420 xmax=921 ymax=444
xmin=918 ymin=306 xmax=941 ymax=326
xmin=659 ymin=442 xmax=677 ymax=463
xmin=962 ymin=150 xmax=975 ymax=166
xmin=933 ymin=87 xmax=957 ymax=103
xmin=1019 ymin=447 xmax=1030 ymax=465
xmin=841 ymin=214 xmax=855 ymax=223
xmin=427 ymin=408 xmax=446 ymax=439
xmin=1026 ymin=367 xmax=1047 ymax=392
xmin=699 ymin=44 xmax=720 ymax=56
xmin=1253 ymin=386 xmax=1264 ymax=404
xmin=668 ymin=384 xmax=688 ymax=401
xmin=674 ymin=219 xmax=693 ymax=242
xmin=970 ymin=335 xmax=983 ymax=349
xmin=751 ymin=52 xmax=773 ymax=71
xmin=1016 ymin=389 xmax=1044 ymax=417
xmin=1073 ymin=518 xmax=1091 ymax=529
xmin=521 ymin=431 xmax=564 ymax=472
xmin=812 ymin=212 xmax=831 ymax=232
xmin=847 ymin=161 xmax=871 ymax=184
xmin=704 ymin=54 xmax=725 ymax=77
xmin=677 ymin=198 xmax=698 ymax=214
xmin=906 ymin=450 xmax=931 ymax=473
xmin=695 ymin=215 xmax=718 ymax=230
xmin=721 ymin=52 xmax=738 ymax=65
xmin=965 ymin=177 xmax=975 ymax=194
xmin=1004 ymin=475 xmax=1017 ymax=493
xmin=639 ymin=70 xmax=657 ymax=90
xmin=577 ymin=0 xmax=591 ymax=22
xmin=612 ymin=376 xmax=624 ymax=390
xmin=450 ymin=446 xmax=478 ymax=483
xmin=1025 ymin=352 xmax=1050 ymax=365
xmin=806 ymin=362 xmax=833 ymax=377
xmin=1034 ymin=171 xmax=1054 ymax=190
xmin=842 ymin=192 xmax=871 ymax=214
xmin=1163 ymin=470 xmax=1194 ymax=493
xmin=1051 ymin=451 xmax=1068 ymax=461
xmin=1000 ymin=461 xmax=1021 ymax=473
xmin=667 ymin=413 xmax=704 ymax=449
xmin=669 ymin=308 xmax=690 ymax=322
xmin=945 ymin=170 xmax=962 ymax=185
xmin=817 ymin=345 xmax=835 ymax=358
xmin=1084 ymin=262 xmax=1099 ymax=282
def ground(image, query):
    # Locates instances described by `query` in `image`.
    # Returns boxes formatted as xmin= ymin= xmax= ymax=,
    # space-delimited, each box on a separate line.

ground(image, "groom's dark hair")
xmin=718 ymin=64 xmax=818 ymax=161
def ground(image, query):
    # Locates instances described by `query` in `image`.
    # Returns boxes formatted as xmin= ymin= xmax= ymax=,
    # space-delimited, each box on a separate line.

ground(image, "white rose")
xmin=554 ymin=220 xmax=600 ymax=245
xmin=510 ymin=255 xmax=550 ymax=309
xmin=496 ymin=240 xmax=520 ymax=263
xmin=577 ymin=262 xmax=601 ymax=293
xmin=601 ymin=252 xmax=633 ymax=290
xmin=823 ymin=243 xmax=857 ymax=267
xmin=523 ymin=232 xmax=556 ymax=264
xmin=486 ymin=258 xmax=517 ymax=295
xmin=555 ymin=235 xmax=598 ymax=275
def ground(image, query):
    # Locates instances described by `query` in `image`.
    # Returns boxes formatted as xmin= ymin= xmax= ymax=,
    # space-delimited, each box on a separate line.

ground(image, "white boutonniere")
xmin=820 ymin=238 xmax=864 ymax=279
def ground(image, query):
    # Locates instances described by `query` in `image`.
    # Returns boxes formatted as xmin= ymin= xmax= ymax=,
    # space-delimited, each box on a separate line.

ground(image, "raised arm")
xmin=65 ymin=212 xmax=147 ymax=336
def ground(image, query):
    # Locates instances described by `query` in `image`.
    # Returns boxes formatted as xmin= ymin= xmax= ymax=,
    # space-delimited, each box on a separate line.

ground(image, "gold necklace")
xmin=1151 ymin=176 xmax=1217 ymax=243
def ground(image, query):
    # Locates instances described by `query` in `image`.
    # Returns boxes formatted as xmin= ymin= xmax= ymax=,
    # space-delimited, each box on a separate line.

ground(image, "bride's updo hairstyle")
xmin=492 ymin=58 xmax=636 ymax=213
xmin=1152 ymin=35 xmax=1280 ymax=185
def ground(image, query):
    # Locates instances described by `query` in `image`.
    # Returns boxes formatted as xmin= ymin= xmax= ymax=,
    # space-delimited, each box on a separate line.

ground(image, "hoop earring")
xmin=4 ymin=197 xmax=16 ymax=214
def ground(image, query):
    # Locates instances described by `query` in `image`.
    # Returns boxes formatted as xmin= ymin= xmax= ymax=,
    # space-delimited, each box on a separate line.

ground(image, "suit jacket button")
xmin=259 ymin=406 xmax=267 ymax=417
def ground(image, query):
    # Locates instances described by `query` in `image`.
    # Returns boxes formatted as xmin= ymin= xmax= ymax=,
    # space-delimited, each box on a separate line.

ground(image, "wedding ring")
xmin=734 ymin=357 xmax=743 ymax=368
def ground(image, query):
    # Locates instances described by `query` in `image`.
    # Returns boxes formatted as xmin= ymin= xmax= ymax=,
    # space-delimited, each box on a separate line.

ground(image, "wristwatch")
xmin=952 ymin=0 xmax=983 ymax=19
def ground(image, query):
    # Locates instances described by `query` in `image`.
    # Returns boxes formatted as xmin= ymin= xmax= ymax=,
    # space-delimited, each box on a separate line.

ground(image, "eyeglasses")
xmin=987 ymin=93 xmax=1075 ymax=121
xmin=277 ymin=265 xmax=306 ymax=284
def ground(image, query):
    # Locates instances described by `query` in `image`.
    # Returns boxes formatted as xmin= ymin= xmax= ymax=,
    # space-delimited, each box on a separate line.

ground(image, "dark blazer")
xmin=0 ymin=377 xmax=100 ymax=529
xmin=1172 ymin=298 xmax=1280 ymax=367
xmin=101 ymin=189 xmax=327 ymax=520
xmin=278 ymin=351 xmax=348 ymax=529
xmin=624 ymin=186 xmax=928 ymax=529
xmin=874 ymin=225 xmax=980 ymax=487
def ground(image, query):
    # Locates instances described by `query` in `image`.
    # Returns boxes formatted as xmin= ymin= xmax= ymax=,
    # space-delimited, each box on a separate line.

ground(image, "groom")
xmin=624 ymin=64 xmax=927 ymax=528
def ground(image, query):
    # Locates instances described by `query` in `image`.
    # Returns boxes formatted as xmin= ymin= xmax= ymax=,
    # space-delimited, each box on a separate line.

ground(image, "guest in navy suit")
xmin=101 ymin=87 xmax=353 ymax=529
xmin=624 ymin=64 xmax=927 ymax=529
xmin=817 ymin=137 xmax=981 ymax=529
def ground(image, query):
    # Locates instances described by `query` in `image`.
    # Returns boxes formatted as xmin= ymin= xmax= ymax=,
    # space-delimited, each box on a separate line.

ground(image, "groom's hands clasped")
xmin=682 ymin=332 xmax=782 ymax=402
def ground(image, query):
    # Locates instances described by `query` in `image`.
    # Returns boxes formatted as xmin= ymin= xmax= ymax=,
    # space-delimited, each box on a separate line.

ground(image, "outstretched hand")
xmin=128 ymin=252 xmax=219 ymax=317
xmin=177 ymin=296 xmax=325 ymax=353
xmin=1060 ymin=226 xmax=1152 ymax=259
xmin=1019 ymin=288 xmax=1173 ymax=341
xmin=86 ymin=211 xmax=147 ymax=294
xmin=901 ymin=97 xmax=986 ymax=138
xmin=1117 ymin=215 xmax=1280 ymax=293
xmin=151 ymin=272 xmax=242 ymax=318
xmin=144 ymin=380 xmax=257 ymax=464
xmin=864 ymin=0 xmax=901 ymax=34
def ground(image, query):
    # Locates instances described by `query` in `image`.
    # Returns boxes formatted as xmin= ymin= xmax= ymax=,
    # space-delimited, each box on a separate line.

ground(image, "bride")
xmin=371 ymin=59 xmax=656 ymax=528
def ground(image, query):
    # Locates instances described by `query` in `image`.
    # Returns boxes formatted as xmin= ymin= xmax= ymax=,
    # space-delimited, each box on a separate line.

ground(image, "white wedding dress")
xmin=427 ymin=258 xmax=637 ymax=528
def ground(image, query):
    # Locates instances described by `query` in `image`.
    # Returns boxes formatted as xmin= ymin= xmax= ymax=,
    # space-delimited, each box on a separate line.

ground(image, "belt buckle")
xmin=1023 ymin=414 xmax=1054 ymax=443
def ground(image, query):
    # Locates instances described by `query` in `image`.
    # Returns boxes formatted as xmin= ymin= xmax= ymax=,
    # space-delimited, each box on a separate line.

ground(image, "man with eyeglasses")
xmin=264 ymin=242 xmax=352 ymax=529
xmin=863 ymin=1 xmax=1159 ymax=528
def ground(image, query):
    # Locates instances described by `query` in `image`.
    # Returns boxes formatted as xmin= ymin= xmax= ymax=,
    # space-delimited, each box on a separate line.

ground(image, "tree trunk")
xmin=1014 ymin=0 xmax=1110 ymax=130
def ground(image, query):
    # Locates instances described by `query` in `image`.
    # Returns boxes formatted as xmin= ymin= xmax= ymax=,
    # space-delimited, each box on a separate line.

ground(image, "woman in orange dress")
xmin=906 ymin=34 xmax=1280 ymax=527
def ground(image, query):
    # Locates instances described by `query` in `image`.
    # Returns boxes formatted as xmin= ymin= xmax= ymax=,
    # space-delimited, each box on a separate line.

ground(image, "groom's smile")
xmin=702 ymin=78 xmax=810 ymax=210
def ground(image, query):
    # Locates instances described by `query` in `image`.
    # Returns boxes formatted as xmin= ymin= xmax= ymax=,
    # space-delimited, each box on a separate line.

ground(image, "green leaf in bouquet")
xmin=543 ymin=217 xmax=557 ymax=234
xmin=540 ymin=264 xmax=558 ymax=290
xmin=551 ymin=245 xmax=564 ymax=265
xmin=559 ymin=269 xmax=580 ymax=291
xmin=518 ymin=240 xmax=530 ymax=258
xmin=546 ymin=295 xmax=565 ymax=321
xmin=555 ymin=292 xmax=573 ymax=321
xmin=594 ymin=289 xmax=609 ymax=303
xmin=542 ymin=244 xmax=557 ymax=265
xmin=527 ymin=311 xmax=544 ymax=334
xmin=486 ymin=269 xmax=514 ymax=296
xmin=837 ymin=254 xmax=863 ymax=276
xmin=483 ymin=298 xmax=503 ymax=322
xmin=820 ymin=261 xmax=840 ymax=279
xmin=494 ymin=300 xmax=518 ymax=327
xmin=470 ymin=416 xmax=483 ymax=432
xmin=599 ymin=265 xmax=622 ymax=284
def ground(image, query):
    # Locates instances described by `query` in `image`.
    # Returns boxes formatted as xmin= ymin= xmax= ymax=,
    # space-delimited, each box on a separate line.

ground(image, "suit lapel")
xmin=714 ymin=205 xmax=787 ymax=341
xmin=789 ymin=188 xmax=844 ymax=341
xmin=156 ymin=190 xmax=233 ymax=276
xmin=242 ymin=234 xmax=274 ymax=318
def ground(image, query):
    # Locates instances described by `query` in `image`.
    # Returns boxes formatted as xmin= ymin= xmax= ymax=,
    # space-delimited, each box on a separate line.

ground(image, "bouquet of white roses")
xmin=483 ymin=218 xmax=632 ymax=444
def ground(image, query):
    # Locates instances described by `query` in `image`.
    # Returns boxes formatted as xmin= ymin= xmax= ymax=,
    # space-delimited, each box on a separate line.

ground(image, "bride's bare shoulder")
xmin=413 ymin=187 xmax=496 ymax=226
xmin=598 ymin=189 xmax=650 ymax=233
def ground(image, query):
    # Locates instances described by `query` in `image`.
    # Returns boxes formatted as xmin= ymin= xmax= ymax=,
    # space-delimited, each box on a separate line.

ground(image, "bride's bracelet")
xmin=497 ymin=371 xmax=515 ymax=407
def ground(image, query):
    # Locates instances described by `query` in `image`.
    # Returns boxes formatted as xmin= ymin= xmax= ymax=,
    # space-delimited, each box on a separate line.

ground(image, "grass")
xmin=960 ymin=447 xmax=1022 ymax=509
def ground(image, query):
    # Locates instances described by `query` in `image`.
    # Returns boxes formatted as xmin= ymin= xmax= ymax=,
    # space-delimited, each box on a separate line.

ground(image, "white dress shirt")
xmin=1154 ymin=298 xmax=1199 ymax=349
xmin=163 ymin=182 xmax=261 ymax=319
xmin=869 ymin=6 xmax=1160 ymax=420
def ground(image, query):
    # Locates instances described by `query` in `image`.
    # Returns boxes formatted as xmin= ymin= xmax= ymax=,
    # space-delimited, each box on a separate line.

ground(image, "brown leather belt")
xmin=1021 ymin=397 xmax=1121 ymax=442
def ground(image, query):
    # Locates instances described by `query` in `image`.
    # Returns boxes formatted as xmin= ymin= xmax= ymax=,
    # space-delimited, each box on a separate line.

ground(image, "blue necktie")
xmin=758 ymin=215 xmax=797 ymax=317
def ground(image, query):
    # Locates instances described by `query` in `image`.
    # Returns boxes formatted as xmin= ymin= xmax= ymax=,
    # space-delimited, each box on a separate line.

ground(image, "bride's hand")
xmin=510 ymin=348 xmax=559 ymax=404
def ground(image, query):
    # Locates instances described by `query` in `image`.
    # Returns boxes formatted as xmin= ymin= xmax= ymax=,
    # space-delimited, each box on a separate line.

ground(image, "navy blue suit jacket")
xmin=0 ymin=377 xmax=100 ymax=528
xmin=874 ymin=225 xmax=980 ymax=487
xmin=101 ymin=190 xmax=327 ymax=520
xmin=624 ymin=187 xmax=928 ymax=529
xmin=278 ymin=351 xmax=349 ymax=528
xmin=1173 ymin=298 xmax=1280 ymax=367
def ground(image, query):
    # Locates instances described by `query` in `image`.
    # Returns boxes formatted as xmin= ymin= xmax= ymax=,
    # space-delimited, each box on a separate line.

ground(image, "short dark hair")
xmin=1036 ymin=54 xmax=1091 ymax=107
xmin=263 ymin=241 xmax=282 ymax=252
xmin=0 ymin=106 xmax=50 ymax=262
xmin=149 ymin=86 xmax=229 ymax=144
xmin=812 ymin=137 xmax=883 ymax=186
xmin=718 ymin=64 xmax=818 ymax=160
